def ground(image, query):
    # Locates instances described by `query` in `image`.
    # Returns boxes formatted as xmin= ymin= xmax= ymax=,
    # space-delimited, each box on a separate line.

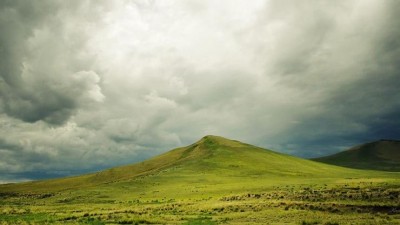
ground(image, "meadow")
xmin=1 ymin=136 xmax=399 ymax=224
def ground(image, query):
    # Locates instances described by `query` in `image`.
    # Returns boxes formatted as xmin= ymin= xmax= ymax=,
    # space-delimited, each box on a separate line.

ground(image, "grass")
xmin=1 ymin=135 xmax=399 ymax=224
xmin=313 ymin=139 xmax=400 ymax=171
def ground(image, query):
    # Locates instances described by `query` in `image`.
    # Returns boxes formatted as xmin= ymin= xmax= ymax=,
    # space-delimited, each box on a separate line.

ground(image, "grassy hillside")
xmin=313 ymin=139 xmax=400 ymax=171
xmin=1 ymin=136 xmax=399 ymax=224
xmin=0 ymin=135 xmax=377 ymax=194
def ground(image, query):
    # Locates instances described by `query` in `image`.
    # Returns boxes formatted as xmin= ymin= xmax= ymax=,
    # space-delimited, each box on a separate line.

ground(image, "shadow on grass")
xmin=183 ymin=216 xmax=217 ymax=225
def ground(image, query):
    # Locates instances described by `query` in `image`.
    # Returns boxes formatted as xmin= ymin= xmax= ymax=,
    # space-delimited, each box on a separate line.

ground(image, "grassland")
xmin=1 ymin=136 xmax=399 ymax=224
xmin=313 ymin=140 xmax=400 ymax=172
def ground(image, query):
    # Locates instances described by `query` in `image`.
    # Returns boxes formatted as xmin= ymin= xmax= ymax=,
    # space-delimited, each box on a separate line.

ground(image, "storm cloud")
xmin=0 ymin=0 xmax=399 ymax=182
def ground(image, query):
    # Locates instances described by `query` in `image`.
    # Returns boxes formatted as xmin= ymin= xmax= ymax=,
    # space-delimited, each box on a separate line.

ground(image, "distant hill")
xmin=0 ymin=135 xmax=359 ymax=194
xmin=313 ymin=140 xmax=400 ymax=171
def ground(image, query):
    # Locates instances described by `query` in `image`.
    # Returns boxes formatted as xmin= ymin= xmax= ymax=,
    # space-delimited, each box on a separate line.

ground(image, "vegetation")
xmin=313 ymin=139 xmax=400 ymax=171
xmin=1 ymin=136 xmax=399 ymax=224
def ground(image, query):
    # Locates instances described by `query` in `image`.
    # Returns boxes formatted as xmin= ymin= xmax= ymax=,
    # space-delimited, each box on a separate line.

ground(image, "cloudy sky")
xmin=1 ymin=0 xmax=400 ymax=183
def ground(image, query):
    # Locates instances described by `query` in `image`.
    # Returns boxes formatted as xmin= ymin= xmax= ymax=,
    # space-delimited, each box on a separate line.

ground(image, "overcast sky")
xmin=1 ymin=0 xmax=400 ymax=183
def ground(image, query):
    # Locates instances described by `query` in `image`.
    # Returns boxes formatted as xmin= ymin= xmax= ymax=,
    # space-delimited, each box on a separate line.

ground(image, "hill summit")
xmin=313 ymin=139 xmax=400 ymax=171
xmin=1 ymin=135 xmax=358 ymax=193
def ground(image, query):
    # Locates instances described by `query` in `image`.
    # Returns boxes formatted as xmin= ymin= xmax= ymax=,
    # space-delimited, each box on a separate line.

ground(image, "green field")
xmin=1 ymin=136 xmax=399 ymax=224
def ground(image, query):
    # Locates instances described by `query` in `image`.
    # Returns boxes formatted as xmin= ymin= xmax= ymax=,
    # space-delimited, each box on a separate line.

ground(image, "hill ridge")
xmin=0 ymin=135 xmax=365 ymax=193
xmin=313 ymin=139 xmax=400 ymax=171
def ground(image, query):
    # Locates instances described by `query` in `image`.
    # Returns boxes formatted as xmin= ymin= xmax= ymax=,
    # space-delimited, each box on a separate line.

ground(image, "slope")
xmin=1 ymin=136 xmax=400 ymax=225
xmin=0 ymin=135 xmax=383 ymax=194
xmin=313 ymin=139 xmax=400 ymax=171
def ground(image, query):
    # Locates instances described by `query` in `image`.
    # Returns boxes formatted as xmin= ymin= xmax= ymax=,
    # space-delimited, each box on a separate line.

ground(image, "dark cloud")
xmin=0 ymin=0 xmax=104 ymax=125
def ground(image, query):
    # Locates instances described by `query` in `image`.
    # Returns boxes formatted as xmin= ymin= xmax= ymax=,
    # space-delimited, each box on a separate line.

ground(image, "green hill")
xmin=1 ymin=136 xmax=400 ymax=224
xmin=0 ymin=135 xmax=382 ymax=194
xmin=313 ymin=139 xmax=400 ymax=171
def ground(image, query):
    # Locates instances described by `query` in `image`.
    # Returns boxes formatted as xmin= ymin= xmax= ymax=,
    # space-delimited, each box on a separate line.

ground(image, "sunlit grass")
xmin=1 ymin=136 xmax=399 ymax=224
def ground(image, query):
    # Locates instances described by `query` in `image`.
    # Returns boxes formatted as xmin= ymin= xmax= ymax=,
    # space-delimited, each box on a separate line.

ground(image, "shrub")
xmin=325 ymin=222 xmax=339 ymax=225
xmin=300 ymin=220 xmax=320 ymax=225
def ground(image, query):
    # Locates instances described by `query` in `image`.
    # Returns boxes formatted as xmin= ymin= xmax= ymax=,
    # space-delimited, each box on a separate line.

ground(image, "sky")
xmin=1 ymin=0 xmax=400 ymax=183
